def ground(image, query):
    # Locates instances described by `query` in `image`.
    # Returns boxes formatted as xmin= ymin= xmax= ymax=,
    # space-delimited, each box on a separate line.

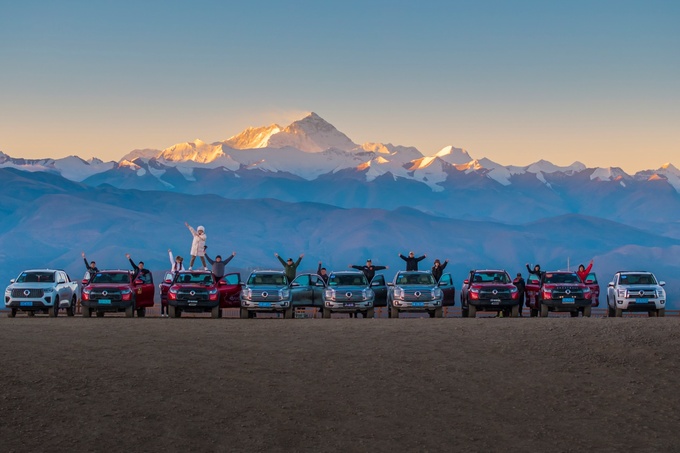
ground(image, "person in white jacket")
xmin=185 ymin=222 xmax=207 ymax=270
xmin=168 ymin=249 xmax=185 ymax=274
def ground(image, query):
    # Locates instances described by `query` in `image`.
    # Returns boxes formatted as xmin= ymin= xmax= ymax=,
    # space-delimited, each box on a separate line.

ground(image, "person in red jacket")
xmin=576 ymin=259 xmax=594 ymax=283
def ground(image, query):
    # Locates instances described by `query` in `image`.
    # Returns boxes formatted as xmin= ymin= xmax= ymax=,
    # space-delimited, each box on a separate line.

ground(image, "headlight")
xmin=469 ymin=288 xmax=480 ymax=294
xmin=433 ymin=288 xmax=442 ymax=299
xmin=121 ymin=289 xmax=131 ymax=295
xmin=510 ymin=286 xmax=518 ymax=293
xmin=169 ymin=287 xmax=178 ymax=294
xmin=617 ymin=289 xmax=626 ymax=298
xmin=394 ymin=288 xmax=405 ymax=299
xmin=325 ymin=289 xmax=336 ymax=300
xmin=583 ymin=287 xmax=591 ymax=293
xmin=365 ymin=288 xmax=374 ymax=300
xmin=279 ymin=288 xmax=290 ymax=300
xmin=43 ymin=287 xmax=55 ymax=293
xmin=208 ymin=288 xmax=218 ymax=295
xmin=241 ymin=288 xmax=252 ymax=300
xmin=657 ymin=289 xmax=665 ymax=298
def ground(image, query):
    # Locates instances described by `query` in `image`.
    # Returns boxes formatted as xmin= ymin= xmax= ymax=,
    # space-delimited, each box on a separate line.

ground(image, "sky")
xmin=1 ymin=0 xmax=678 ymax=173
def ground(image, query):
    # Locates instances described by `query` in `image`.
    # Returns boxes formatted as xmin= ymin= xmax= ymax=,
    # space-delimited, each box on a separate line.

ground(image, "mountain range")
xmin=1 ymin=113 xmax=678 ymax=309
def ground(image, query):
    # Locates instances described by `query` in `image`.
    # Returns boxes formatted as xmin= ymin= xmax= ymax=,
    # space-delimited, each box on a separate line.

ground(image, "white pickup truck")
xmin=4 ymin=269 xmax=80 ymax=317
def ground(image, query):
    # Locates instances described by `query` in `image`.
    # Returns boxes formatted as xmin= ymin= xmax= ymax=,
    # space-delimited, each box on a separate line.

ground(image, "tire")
xmin=390 ymin=306 xmax=399 ymax=319
xmin=648 ymin=310 xmax=657 ymax=318
xmin=461 ymin=308 xmax=469 ymax=318
xmin=27 ymin=311 xmax=35 ymax=317
xmin=322 ymin=308 xmax=331 ymax=318
xmin=211 ymin=305 xmax=220 ymax=319
xmin=125 ymin=304 xmax=134 ymax=318
xmin=428 ymin=310 xmax=435 ymax=318
xmin=67 ymin=296 xmax=76 ymax=317
xmin=137 ymin=308 xmax=146 ymax=318
xmin=658 ymin=308 xmax=666 ymax=317
xmin=607 ymin=303 xmax=615 ymax=317
xmin=615 ymin=308 xmax=623 ymax=317
xmin=510 ymin=305 xmax=519 ymax=318
xmin=582 ymin=306 xmax=592 ymax=317
xmin=49 ymin=297 xmax=59 ymax=317
xmin=283 ymin=307 xmax=294 ymax=319
xmin=8 ymin=308 xmax=17 ymax=318
xmin=540 ymin=303 xmax=549 ymax=318
xmin=366 ymin=308 xmax=375 ymax=319
xmin=240 ymin=308 xmax=249 ymax=319
xmin=82 ymin=306 xmax=91 ymax=318
xmin=168 ymin=305 xmax=177 ymax=318
xmin=469 ymin=305 xmax=477 ymax=318
xmin=434 ymin=307 xmax=443 ymax=318
xmin=96 ymin=311 xmax=104 ymax=318
xmin=530 ymin=309 xmax=538 ymax=317
xmin=570 ymin=311 xmax=579 ymax=317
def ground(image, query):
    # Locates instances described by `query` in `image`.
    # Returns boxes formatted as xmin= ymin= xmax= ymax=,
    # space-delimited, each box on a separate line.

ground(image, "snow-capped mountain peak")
xmin=266 ymin=112 xmax=357 ymax=152
xmin=223 ymin=124 xmax=282 ymax=149
xmin=158 ymin=140 xmax=226 ymax=164
xmin=433 ymin=145 xmax=473 ymax=165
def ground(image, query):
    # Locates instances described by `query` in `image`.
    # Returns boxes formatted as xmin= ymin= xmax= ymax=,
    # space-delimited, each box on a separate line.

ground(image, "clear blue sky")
xmin=1 ymin=0 xmax=678 ymax=172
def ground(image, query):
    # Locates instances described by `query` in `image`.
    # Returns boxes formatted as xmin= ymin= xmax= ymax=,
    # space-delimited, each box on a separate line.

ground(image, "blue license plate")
xmin=99 ymin=299 xmax=111 ymax=305
xmin=413 ymin=302 xmax=424 ymax=307
xmin=259 ymin=302 xmax=271 ymax=307
xmin=635 ymin=298 xmax=648 ymax=303
xmin=563 ymin=298 xmax=575 ymax=303
xmin=345 ymin=303 xmax=355 ymax=307
xmin=20 ymin=301 xmax=33 ymax=307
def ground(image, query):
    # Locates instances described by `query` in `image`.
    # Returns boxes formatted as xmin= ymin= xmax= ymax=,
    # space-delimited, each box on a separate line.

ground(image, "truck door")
xmin=219 ymin=273 xmax=242 ymax=308
xmin=371 ymin=274 xmax=387 ymax=307
xmin=438 ymin=273 xmax=456 ymax=306
xmin=135 ymin=273 xmax=155 ymax=308
xmin=309 ymin=274 xmax=326 ymax=309
xmin=291 ymin=274 xmax=313 ymax=307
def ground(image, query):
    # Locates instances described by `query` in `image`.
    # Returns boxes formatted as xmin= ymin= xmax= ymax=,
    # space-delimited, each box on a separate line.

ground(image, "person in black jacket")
xmin=126 ymin=253 xmax=151 ymax=282
xmin=526 ymin=263 xmax=545 ymax=283
xmin=431 ymin=259 xmax=449 ymax=282
xmin=399 ymin=251 xmax=426 ymax=271
xmin=205 ymin=249 xmax=236 ymax=280
xmin=317 ymin=262 xmax=329 ymax=284
xmin=349 ymin=259 xmax=388 ymax=283
xmin=81 ymin=252 xmax=98 ymax=279
xmin=513 ymin=272 xmax=526 ymax=317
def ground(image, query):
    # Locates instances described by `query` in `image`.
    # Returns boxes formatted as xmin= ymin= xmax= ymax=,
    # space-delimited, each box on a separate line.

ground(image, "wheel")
xmin=125 ymin=304 xmax=134 ymax=318
xmin=461 ymin=308 xmax=469 ymax=318
xmin=283 ymin=307 xmax=294 ymax=319
xmin=8 ymin=308 xmax=17 ymax=318
xmin=428 ymin=310 xmax=436 ymax=318
xmin=510 ymin=305 xmax=519 ymax=318
xmin=615 ymin=308 xmax=623 ymax=317
xmin=67 ymin=296 xmax=76 ymax=316
xmin=366 ymin=308 xmax=375 ymax=318
xmin=322 ymin=308 xmax=331 ymax=318
xmin=530 ymin=309 xmax=538 ymax=317
xmin=582 ymin=306 xmax=592 ymax=317
xmin=168 ymin=305 xmax=177 ymax=318
xmin=248 ymin=310 xmax=255 ymax=318
xmin=211 ymin=305 xmax=220 ymax=319
xmin=648 ymin=310 xmax=657 ymax=317
xmin=137 ymin=308 xmax=146 ymax=317
xmin=434 ymin=307 xmax=443 ymax=318
xmin=218 ymin=309 xmax=223 ymax=318
xmin=390 ymin=306 xmax=399 ymax=318
xmin=49 ymin=298 xmax=59 ymax=317
xmin=82 ymin=306 xmax=91 ymax=318
xmin=540 ymin=303 xmax=549 ymax=317
xmin=658 ymin=308 xmax=666 ymax=317
xmin=96 ymin=311 xmax=104 ymax=317
xmin=239 ymin=307 xmax=248 ymax=319
xmin=607 ymin=303 xmax=615 ymax=317
xmin=27 ymin=311 xmax=35 ymax=317
xmin=570 ymin=311 xmax=579 ymax=317
xmin=469 ymin=305 xmax=477 ymax=318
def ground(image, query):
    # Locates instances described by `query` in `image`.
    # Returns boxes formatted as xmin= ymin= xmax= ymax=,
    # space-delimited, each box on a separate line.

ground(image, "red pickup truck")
xmin=81 ymin=270 xmax=155 ymax=317
xmin=161 ymin=270 xmax=242 ymax=318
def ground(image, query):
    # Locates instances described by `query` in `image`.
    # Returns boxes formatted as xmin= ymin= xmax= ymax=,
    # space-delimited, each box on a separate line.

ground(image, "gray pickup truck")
xmin=4 ymin=269 xmax=79 ymax=317
xmin=240 ymin=271 xmax=293 ymax=318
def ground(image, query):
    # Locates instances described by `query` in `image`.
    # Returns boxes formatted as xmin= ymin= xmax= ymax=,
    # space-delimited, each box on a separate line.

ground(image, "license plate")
xmin=20 ymin=301 xmax=33 ymax=307
xmin=188 ymin=300 xmax=198 ymax=305
xmin=259 ymin=302 xmax=271 ymax=307
xmin=490 ymin=298 xmax=501 ymax=303
xmin=413 ymin=302 xmax=424 ymax=307
xmin=563 ymin=298 xmax=575 ymax=303
xmin=344 ymin=303 xmax=355 ymax=307
xmin=635 ymin=298 xmax=648 ymax=303
xmin=99 ymin=299 xmax=111 ymax=305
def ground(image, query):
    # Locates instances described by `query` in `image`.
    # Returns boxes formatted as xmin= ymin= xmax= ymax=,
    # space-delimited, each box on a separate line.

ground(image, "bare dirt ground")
xmin=1 ymin=316 xmax=679 ymax=453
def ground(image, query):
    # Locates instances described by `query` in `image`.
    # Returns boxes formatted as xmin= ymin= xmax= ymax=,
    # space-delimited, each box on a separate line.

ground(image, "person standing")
xmin=317 ymin=261 xmax=329 ymax=284
xmin=81 ymin=252 xmax=98 ymax=279
xmin=526 ymin=263 xmax=545 ymax=283
xmin=399 ymin=251 xmax=426 ymax=271
xmin=168 ymin=249 xmax=185 ymax=274
xmin=206 ymin=250 xmax=236 ymax=280
xmin=576 ymin=259 xmax=594 ymax=283
xmin=349 ymin=259 xmax=388 ymax=283
xmin=125 ymin=253 xmax=151 ymax=281
xmin=185 ymin=222 xmax=207 ymax=270
xmin=431 ymin=259 xmax=449 ymax=282
xmin=513 ymin=272 xmax=526 ymax=317
xmin=276 ymin=253 xmax=304 ymax=283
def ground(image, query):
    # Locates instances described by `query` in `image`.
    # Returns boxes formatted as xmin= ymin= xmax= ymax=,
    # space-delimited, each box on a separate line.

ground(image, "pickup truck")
xmin=460 ymin=269 xmax=520 ymax=317
xmin=164 ymin=270 xmax=242 ymax=318
xmin=387 ymin=271 xmax=447 ymax=318
xmin=240 ymin=271 xmax=293 ymax=318
xmin=81 ymin=270 xmax=155 ymax=317
xmin=322 ymin=271 xmax=375 ymax=318
xmin=5 ymin=269 xmax=79 ymax=317
xmin=535 ymin=271 xmax=593 ymax=317
xmin=606 ymin=271 xmax=666 ymax=317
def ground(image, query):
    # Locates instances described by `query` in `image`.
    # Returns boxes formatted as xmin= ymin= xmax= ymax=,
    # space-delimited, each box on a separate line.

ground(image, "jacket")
xmin=400 ymin=254 xmax=426 ymax=271
xmin=278 ymin=256 xmax=302 ymax=283
xmin=431 ymin=261 xmax=448 ymax=282
xmin=206 ymin=253 xmax=234 ymax=279
xmin=351 ymin=265 xmax=386 ymax=283
xmin=576 ymin=262 xmax=593 ymax=283
xmin=188 ymin=225 xmax=207 ymax=256
xmin=168 ymin=250 xmax=185 ymax=273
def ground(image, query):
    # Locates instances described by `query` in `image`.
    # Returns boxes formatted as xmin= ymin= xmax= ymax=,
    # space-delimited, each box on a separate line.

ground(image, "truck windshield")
xmin=176 ymin=273 xmax=214 ymax=285
xmin=543 ymin=273 xmax=580 ymax=284
xmin=91 ymin=273 xmax=130 ymax=284
xmin=619 ymin=274 xmax=657 ymax=285
xmin=328 ymin=274 xmax=368 ymax=287
xmin=248 ymin=274 xmax=287 ymax=286
xmin=471 ymin=272 xmax=510 ymax=284
xmin=16 ymin=272 xmax=55 ymax=283
xmin=396 ymin=273 xmax=436 ymax=285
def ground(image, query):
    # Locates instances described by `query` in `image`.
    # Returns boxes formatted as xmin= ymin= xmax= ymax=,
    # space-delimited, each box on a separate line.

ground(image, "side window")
xmin=371 ymin=275 xmax=386 ymax=286
xmin=439 ymin=274 xmax=452 ymax=286
xmin=224 ymin=273 xmax=240 ymax=285
xmin=293 ymin=275 xmax=310 ymax=286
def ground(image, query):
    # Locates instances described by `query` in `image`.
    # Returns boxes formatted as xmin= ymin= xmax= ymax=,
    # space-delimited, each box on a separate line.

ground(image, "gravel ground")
xmin=1 ymin=316 xmax=679 ymax=453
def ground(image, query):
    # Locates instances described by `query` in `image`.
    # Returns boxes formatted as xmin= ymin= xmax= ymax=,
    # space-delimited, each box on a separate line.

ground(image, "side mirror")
xmin=10 ymin=279 xmax=15 ymax=284
xmin=585 ymin=279 xmax=594 ymax=284
xmin=164 ymin=278 xmax=172 ymax=283
xmin=290 ymin=282 xmax=300 ymax=287
xmin=387 ymin=283 xmax=394 ymax=287
xmin=370 ymin=281 xmax=381 ymax=287
xmin=463 ymin=279 xmax=469 ymax=285
xmin=134 ymin=279 xmax=144 ymax=285
xmin=315 ymin=281 xmax=325 ymax=287
xmin=659 ymin=281 xmax=666 ymax=286
xmin=608 ymin=282 xmax=615 ymax=287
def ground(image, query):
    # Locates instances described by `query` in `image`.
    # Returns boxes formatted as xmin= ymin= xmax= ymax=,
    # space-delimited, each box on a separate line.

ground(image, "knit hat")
xmin=197 ymin=226 xmax=205 ymax=232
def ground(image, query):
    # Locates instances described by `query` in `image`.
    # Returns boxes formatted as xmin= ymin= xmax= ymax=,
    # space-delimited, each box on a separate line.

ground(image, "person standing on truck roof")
xmin=349 ymin=259 xmax=388 ymax=283
xmin=576 ymin=259 xmax=594 ymax=283
xmin=275 ymin=253 xmax=303 ymax=282
xmin=431 ymin=259 xmax=449 ymax=282
xmin=205 ymin=249 xmax=236 ymax=280
xmin=125 ymin=253 xmax=151 ymax=282
xmin=317 ymin=262 xmax=329 ymax=284
xmin=399 ymin=251 xmax=427 ymax=271
xmin=81 ymin=252 xmax=98 ymax=279
xmin=185 ymin=222 xmax=207 ymax=270
xmin=168 ymin=249 xmax=185 ymax=274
